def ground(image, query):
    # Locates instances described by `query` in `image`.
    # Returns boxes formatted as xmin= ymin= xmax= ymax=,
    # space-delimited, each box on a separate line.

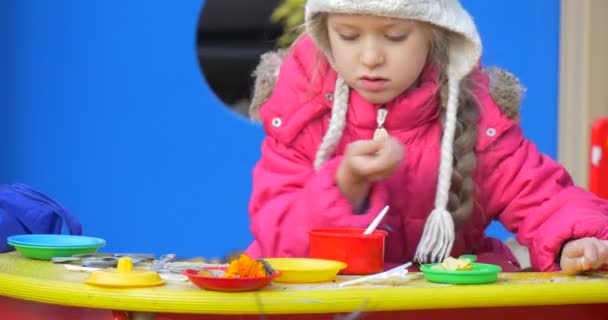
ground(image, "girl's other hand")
xmin=559 ymin=237 xmax=608 ymax=275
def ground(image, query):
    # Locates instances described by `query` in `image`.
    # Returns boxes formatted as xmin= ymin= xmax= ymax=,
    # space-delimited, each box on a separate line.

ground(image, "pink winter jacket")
xmin=245 ymin=36 xmax=608 ymax=271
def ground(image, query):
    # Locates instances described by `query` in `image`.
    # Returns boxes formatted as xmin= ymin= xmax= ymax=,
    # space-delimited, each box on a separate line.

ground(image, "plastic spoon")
xmin=363 ymin=205 xmax=390 ymax=235
xmin=339 ymin=261 xmax=413 ymax=287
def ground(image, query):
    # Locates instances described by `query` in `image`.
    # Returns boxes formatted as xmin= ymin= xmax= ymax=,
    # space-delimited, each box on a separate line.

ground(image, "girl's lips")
xmin=358 ymin=77 xmax=389 ymax=91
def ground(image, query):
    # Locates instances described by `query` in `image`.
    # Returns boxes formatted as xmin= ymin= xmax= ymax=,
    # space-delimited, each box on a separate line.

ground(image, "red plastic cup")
xmin=308 ymin=228 xmax=387 ymax=275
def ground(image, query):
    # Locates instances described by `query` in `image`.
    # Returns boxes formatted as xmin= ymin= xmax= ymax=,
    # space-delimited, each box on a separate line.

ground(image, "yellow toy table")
xmin=1 ymin=252 xmax=608 ymax=320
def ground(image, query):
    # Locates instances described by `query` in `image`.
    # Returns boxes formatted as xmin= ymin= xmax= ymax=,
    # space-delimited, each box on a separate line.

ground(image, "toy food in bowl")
xmin=263 ymin=258 xmax=347 ymax=283
xmin=308 ymin=228 xmax=387 ymax=275
xmin=182 ymin=254 xmax=281 ymax=292
xmin=431 ymin=256 xmax=474 ymax=271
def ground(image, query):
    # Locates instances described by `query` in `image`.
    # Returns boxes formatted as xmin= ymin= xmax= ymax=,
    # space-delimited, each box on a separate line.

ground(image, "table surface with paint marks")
xmin=1 ymin=251 xmax=607 ymax=315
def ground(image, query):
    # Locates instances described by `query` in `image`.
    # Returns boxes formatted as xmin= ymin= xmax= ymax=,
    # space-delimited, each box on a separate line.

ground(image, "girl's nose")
xmin=360 ymin=41 xmax=385 ymax=69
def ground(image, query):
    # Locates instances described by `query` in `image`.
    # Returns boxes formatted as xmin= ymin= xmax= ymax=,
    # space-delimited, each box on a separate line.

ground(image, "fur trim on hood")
xmin=248 ymin=49 xmax=289 ymax=121
xmin=484 ymin=66 xmax=526 ymax=123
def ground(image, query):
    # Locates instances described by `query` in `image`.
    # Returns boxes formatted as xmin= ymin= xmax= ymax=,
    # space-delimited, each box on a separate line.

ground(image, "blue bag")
xmin=0 ymin=183 xmax=82 ymax=252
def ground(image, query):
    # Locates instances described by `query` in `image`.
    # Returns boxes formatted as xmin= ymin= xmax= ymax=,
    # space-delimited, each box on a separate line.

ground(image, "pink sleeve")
xmin=246 ymin=136 xmax=389 ymax=259
xmin=480 ymin=125 xmax=608 ymax=271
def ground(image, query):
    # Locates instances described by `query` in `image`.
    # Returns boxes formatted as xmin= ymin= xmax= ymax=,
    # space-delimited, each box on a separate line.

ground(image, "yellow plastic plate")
xmin=263 ymin=258 xmax=347 ymax=283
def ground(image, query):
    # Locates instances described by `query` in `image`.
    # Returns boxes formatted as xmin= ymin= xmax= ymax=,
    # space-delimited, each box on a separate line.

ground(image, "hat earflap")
xmin=314 ymin=77 xmax=350 ymax=170
xmin=414 ymin=75 xmax=461 ymax=263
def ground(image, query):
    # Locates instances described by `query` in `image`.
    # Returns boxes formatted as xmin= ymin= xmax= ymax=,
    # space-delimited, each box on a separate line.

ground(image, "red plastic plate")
xmin=182 ymin=266 xmax=280 ymax=292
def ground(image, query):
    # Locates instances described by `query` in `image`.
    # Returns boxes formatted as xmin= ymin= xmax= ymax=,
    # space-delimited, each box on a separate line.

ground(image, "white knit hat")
xmin=305 ymin=0 xmax=482 ymax=263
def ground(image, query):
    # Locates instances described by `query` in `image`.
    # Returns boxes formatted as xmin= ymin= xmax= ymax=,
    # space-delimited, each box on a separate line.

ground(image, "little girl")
xmin=245 ymin=0 xmax=608 ymax=273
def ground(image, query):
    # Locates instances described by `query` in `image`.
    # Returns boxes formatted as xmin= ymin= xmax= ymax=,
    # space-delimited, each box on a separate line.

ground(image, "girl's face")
xmin=327 ymin=14 xmax=432 ymax=105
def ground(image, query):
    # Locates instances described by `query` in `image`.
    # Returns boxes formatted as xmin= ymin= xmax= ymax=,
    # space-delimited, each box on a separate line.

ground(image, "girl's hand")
xmin=559 ymin=237 xmax=608 ymax=275
xmin=340 ymin=136 xmax=404 ymax=182
xmin=336 ymin=136 xmax=404 ymax=211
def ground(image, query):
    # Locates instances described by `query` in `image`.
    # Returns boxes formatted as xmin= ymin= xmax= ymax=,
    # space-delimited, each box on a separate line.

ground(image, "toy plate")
xmin=420 ymin=262 xmax=502 ymax=285
xmin=182 ymin=267 xmax=280 ymax=292
xmin=7 ymin=234 xmax=106 ymax=260
xmin=263 ymin=258 xmax=347 ymax=283
xmin=7 ymin=234 xmax=106 ymax=247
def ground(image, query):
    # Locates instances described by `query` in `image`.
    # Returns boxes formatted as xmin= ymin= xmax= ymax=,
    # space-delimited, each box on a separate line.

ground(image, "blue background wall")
xmin=0 ymin=0 xmax=560 ymax=258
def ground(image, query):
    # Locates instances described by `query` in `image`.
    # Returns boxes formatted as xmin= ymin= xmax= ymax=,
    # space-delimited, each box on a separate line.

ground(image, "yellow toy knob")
xmin=117 ymin=257 xmax=133 ymax=272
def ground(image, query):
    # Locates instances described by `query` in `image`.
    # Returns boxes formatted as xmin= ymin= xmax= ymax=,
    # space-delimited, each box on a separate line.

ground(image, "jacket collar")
xmin=346 ymin=64 xmax=440 ymax=132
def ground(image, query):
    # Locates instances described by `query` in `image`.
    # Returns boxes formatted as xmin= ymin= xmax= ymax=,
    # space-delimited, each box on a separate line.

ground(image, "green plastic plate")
xmin=420 ymin=262 xmax=502 ymax=285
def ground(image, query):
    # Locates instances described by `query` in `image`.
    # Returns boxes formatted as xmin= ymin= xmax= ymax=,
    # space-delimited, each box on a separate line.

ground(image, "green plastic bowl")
xmin=420 ymin=262 xmax=502 ymax=285
xmin=7 ymin=234 xmax=106 ymax=260
xmin=10 ymin=244 xmax=102 ymax=260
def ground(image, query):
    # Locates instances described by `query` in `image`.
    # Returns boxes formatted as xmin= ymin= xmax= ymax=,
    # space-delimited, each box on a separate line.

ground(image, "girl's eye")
xmin=386 ymin=34 xmax=409 ymax=42
xmin=339 ymin=34 xmax=359 ymax=41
